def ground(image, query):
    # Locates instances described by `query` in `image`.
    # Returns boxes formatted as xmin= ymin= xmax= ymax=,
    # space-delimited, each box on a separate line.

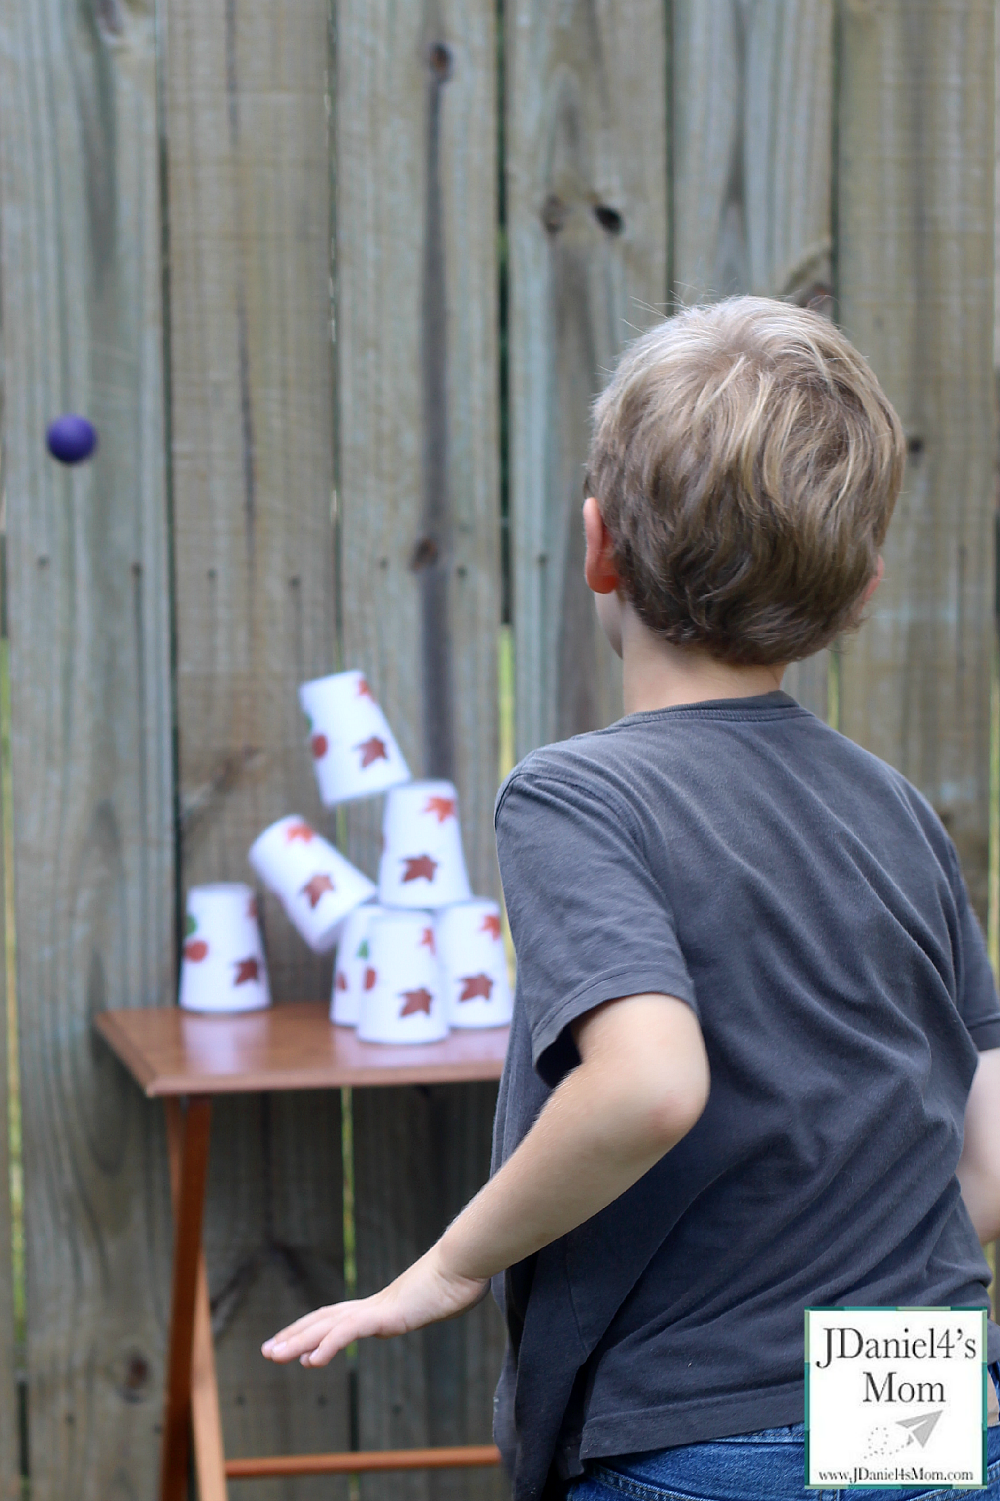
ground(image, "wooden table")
xmin=96 ymin=1002 xmax=509 ymax=1501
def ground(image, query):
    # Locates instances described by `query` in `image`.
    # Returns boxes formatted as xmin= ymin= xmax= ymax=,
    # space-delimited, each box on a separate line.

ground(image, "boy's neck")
xmin=619 ymin=603 xmax=786 ymax=715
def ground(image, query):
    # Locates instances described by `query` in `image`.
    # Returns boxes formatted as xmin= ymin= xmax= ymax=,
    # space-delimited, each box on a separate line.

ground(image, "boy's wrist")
xmin=431 ymin=1222 xmax=490 ymax=1287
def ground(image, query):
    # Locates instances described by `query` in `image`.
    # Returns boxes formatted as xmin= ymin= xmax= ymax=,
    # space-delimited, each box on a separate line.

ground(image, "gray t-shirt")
xmin=490 ymin=691 xmax=1000 ymax=1501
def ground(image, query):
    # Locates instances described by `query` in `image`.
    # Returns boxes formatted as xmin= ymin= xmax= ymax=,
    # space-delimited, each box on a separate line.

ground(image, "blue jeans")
xmin=568 ymin=1367 xmax=1000 ymax=1500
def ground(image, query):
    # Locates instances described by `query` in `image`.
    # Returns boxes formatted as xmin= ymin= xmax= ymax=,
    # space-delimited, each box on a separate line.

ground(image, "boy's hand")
xmin=261 ymin=1246 xmax=488 ymax=1367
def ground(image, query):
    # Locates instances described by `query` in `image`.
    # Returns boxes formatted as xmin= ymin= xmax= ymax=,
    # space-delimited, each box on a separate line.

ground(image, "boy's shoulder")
xmin=496 ymin=700 xmax=960 ymax=881
xmin=494 ymin=722 xmax=638 ymax=826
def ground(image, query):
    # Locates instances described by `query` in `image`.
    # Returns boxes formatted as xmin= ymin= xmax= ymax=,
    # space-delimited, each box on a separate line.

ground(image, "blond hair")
xmin=586 ymin=297 xmax=905 ymax=665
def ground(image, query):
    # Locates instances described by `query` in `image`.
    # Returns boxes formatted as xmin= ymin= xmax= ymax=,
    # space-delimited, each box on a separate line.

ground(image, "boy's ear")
xmin=583 ymin=496 xmax=620 ymax=595
xmin=861 ymin=555 xmax=885 ymax=607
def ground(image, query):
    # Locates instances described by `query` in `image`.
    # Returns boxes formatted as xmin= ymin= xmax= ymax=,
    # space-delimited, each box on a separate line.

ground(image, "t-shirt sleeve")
xmin=946 ymin=841 xmax=1000 ymax=1053
xmin=494 ymin=764 xmax=698 ymax=1088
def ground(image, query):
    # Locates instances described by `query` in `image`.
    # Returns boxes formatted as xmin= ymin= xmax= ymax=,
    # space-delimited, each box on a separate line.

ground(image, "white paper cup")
xmin=299 ymin=670 xmax=411 ymax=806
xmin=377 ymin=780 xmax=472 ymax=909
xmin=330 ymin=901 xmax=390 ymax=1026
xmin=248 ymin=815 xmax=376 ymax=953
xmin=435 ymin=899 xmax=513 ymax=1029
xmin=179 ymin=883 xmax=271 ymax=1013
xmin=357 ymin=910 xmax=448 ymax=1044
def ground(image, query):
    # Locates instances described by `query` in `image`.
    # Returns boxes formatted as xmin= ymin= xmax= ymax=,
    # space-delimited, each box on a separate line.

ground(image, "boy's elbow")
xmin=644 ymin=1061 xmax=709 ymax=1149
xmin=573 ymin=992 xmax=710 ymax=1155
xmin=958 ymin=1162 xmax=1000 ymax=1245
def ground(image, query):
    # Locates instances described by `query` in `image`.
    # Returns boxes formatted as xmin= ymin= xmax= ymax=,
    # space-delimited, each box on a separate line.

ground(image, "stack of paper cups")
xmin=179 ymin=884 xmax=271 ymax=1013
xmin=248 ymin=815 xmax=376 ymax=953
xmin=299 ymin=670 xmax=411 ymax=806
xmin=378 ymin=780 xmax=472 ymax=909
xmin=435 ymin=899 xmax=512 ymax=1029
xmin=331 ymin=901 xmax=388 ymax=1026
xmin=357 ymin=910 xmax=448 ymax=1044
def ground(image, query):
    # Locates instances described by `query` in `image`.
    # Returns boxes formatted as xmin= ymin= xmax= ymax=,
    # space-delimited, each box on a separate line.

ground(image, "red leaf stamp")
xmin=310 ymin=733 xmax=329 ymax=760
xmin=423 ymin=795 xmax=456 ymax=824
xmin=458 ymin=973 xmax=494 ymax=1002
xmin=364 ymin=966 xmax=377 ymax=991
xmin=234 ymin=957 xmax=259 ymax=985
xmin=401 ymin=854 xmax=437 ymax=884
xmin=285 ymin=821 xmax=316 ymax=844
xmin=184 ymin=939 xmax=209 ymax=963
xmin=419 ymin=926 xmax=436 ymax=954
xmin=357 ymin=677 xmax=376 ymax=702
xmin=480 ymin=913 xmax=502 ymax=941
xmin=335 ymin=970 xmax=348 ymax=992
xmin=301 ymin=873 xmax=336 ymax=909
xmin=355 ymin=735 xmax=389 ymax=769
xmin=399 ymin=987 xmax=433 ymax=1017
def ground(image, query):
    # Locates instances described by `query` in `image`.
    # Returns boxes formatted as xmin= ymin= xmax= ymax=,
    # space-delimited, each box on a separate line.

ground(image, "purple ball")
xmin=46 ymin=414 xmax=98 ymax=465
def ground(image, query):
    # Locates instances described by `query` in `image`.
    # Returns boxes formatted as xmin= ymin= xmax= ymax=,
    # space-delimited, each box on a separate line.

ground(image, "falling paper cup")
xmin=299 ymin=670 xmax=411 ymax=806
xmin=357 ymin=910 xmax=448 ymax=1044
xmin=179 ymin=883 xmax=271 ymax=1013
xmin=378 ymin=780 xmax=472 ymax=909
xmin=248 ymin=815 xmax=376 ymax=953
xmin=330 ymin=901 xmax=389 ymax=1026
xmin=435 ymin=899 xmax=513 ymax=1029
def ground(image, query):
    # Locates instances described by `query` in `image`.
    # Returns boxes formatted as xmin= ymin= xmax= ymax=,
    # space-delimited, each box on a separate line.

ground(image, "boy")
xmin=264 ymin=298 xmax=1000 ymax=1499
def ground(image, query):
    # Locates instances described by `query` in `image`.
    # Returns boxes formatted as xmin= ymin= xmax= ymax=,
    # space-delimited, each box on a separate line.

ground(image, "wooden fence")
xmin=0 ymin=1 xmax=995 ymax=1497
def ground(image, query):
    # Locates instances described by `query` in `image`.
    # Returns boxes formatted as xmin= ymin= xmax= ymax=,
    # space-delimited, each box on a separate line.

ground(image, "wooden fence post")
xmin=671 ymin=0 xmax=836 ymax=719
xmin=506 ymin=0 xmax=669 ymax=758
xmin=0 ymin=0 xmax=175 ymax=1493
xmin=164 ymin=0 xmax=350 ymax=1491
xmin=335 ymin=1 xmax=505 ymax=1495
xmin=837 ymin=0 xmax=996 ymax=921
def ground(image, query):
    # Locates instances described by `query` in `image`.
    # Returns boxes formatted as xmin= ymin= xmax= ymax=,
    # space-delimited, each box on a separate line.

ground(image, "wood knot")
xmin=121 ymin=1352 xmax=150 ymax=1403
xmin=541 ymin=193 xmax=567 ymax=234
xmin=593 ymin=204 xmax=624 ymax=235
xmin=428 ymin=42 xmax=453 ymax=80
xmin=95 ymin=0 xmax=125 ymax=38
xmin=410 ymin=536 xmax=439 ymax=571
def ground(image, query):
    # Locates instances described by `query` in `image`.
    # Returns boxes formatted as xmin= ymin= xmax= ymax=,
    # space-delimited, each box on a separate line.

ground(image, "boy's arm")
xmin=262 ymin=992 xmax=709 ymax=1366
xmin=956 ymin=1047 xmax=1000 ymax=1244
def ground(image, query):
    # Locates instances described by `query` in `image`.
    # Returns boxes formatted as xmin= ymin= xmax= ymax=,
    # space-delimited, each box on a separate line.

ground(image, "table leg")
xmin=162 ymin=1097 xmax=213 ymax=1501
xmin=191 ymin=1252 xmax=228 ymax=1501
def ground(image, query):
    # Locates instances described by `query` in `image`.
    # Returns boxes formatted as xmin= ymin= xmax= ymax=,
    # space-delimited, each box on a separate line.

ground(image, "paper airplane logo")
xmin=896 ymin=1411 xmax=943 ymax=1448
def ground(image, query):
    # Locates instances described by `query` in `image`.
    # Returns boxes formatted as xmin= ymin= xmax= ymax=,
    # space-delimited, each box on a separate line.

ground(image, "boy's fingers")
xmin=264 ymin=1297 xmax=388 ymax=1363
xmin=295 ymin=1299 xmax=401 ymax=1366
xmin=262 ymin=1309 xmax=347 ymax=1361
xmin=300 ymin=1310 xmax=369 ymax=1366
xmin=262 ymin=1305 xmax=338 ymax=1351
xmin=302 ymin=1327 xmax=349 ymax=1367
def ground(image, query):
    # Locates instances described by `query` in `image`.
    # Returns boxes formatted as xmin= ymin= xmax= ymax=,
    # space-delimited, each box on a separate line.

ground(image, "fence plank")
xmin=0 ymin=0 xmax=175 ymax=1494
xmin=165 ymin=0 xmax=349 ymax=1493
xmin=837 ymin=0 xmax=996 ymax=920
xmin=671 ymin=0 xmax=835 ymax=719
xmin=507 ymin=0 xmax=668 ymax=758
xmin=335 ymin=0 xmax=505 ymax=1495
xmin=0 ymin=645 xmax=17 ymax=1499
